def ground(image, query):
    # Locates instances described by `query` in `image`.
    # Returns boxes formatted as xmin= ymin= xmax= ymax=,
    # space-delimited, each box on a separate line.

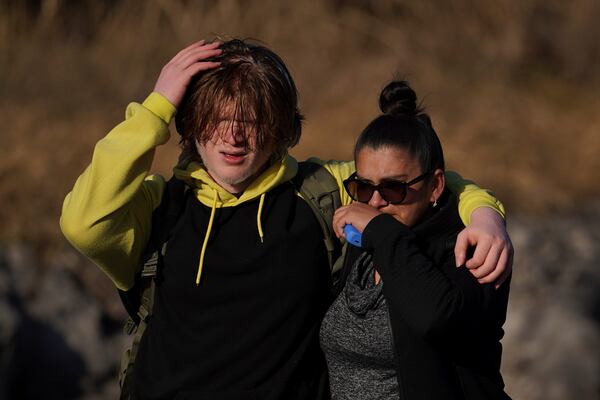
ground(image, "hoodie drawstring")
xmin=195 ymin=191 xmax=266 ymax=285
xmin=196 ymin=189 xmax=218 ymax=285
xmin=257 ymin=193 xmax=266 ymax=243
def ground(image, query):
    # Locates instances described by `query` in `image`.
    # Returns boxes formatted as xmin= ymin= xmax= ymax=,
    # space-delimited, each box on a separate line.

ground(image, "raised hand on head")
xmin=153 ymin=40 xmax=222 ymax=108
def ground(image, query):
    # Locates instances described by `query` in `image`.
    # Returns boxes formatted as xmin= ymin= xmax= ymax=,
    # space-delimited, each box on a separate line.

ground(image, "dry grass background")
xmin=0 ymin=0 xmax=600 ymax=255
xmin=1 ymin=0 xmax=600 ymax=255
xmin=1 ymin=1 xmax=600 ymax=398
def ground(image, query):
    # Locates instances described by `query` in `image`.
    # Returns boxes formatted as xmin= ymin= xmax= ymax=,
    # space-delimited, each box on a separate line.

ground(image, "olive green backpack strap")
xmin=292 ymin=161 xmax=345 ymax=276
xmin=118 ymin=177 xmax=188 ymax=400
xmin=118 ymin=248 xmax=162 ymax=400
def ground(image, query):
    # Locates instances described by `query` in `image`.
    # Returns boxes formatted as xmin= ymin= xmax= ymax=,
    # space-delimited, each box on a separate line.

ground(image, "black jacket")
xmin=337 ymin=190 xmax=511 ymax=400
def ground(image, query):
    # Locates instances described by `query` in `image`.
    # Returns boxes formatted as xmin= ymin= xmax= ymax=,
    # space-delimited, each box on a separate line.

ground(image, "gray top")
xmin=320 ymin=252 xmax=399 ymax=400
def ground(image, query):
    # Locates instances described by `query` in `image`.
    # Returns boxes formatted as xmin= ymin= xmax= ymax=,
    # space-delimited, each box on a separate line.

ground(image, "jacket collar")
xmin=413 ymin=189 xmax=464 ymax=244
xmin=172 ymin=154 xmax=298 ymax=208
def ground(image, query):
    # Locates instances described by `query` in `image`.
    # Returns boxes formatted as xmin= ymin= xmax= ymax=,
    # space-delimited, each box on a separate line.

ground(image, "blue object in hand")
xmin=344 ymin=224 xmax=362 ymax=247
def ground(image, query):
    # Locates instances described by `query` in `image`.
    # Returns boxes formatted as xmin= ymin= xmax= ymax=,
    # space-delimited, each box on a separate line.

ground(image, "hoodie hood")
xmin=172 ymin=154 xmax=299 ymax=207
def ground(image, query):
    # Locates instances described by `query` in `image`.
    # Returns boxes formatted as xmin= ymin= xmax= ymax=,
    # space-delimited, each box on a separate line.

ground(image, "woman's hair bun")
xmin=378 ymin=80 xmax=420 ymax=117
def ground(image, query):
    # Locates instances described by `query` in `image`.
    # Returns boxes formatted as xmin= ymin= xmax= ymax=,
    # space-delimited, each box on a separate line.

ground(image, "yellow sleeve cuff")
xmin=142 ymin=92 xmax=177 ymax=125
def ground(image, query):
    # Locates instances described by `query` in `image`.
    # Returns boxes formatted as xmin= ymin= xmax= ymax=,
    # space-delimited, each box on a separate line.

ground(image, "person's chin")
xmin=221 ymin=168 xmax=256 ymax=187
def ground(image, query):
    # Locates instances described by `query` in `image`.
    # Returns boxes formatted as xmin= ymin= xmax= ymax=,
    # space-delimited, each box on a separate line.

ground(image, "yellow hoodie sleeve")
xmin=60 ymin=92 xmax=176 ymax=290
xmin=445 ymin=170 xmax=505 ymax=225
xmin=313 ymin=158 xmax=505 ymax=225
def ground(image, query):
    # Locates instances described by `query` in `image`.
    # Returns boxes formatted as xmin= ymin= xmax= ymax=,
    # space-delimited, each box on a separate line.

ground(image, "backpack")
xmin=117 ymin=161 xmax=344 ymax=399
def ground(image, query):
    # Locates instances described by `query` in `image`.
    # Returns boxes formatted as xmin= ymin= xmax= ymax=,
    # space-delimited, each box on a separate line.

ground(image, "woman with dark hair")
xmin=322 ymin=81 xmax=511 ymax=400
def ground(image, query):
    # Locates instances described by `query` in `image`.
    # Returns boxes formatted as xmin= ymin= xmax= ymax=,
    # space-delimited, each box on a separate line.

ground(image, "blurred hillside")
xmin=1 ymin=0 xmax=599 ymax=252
xmin=1 ymin=1 xmax=599 ymax=399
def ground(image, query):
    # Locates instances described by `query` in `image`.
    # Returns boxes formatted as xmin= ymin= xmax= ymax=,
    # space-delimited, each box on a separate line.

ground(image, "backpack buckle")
xmin=137 ymin=305 xmax=150 ymax=322
xmin=141 ymin=252 xmax=159 ymax=277
xmin=124 ymin=317 xmax=138 ymax=335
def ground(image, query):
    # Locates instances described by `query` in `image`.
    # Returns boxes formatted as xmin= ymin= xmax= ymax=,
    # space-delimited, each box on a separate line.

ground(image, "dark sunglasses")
xmin=343 ymin=171 xmax=432 ymax=205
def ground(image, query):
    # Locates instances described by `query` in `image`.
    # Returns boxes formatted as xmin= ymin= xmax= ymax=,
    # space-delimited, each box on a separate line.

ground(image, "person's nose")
xmin=221 ymin=125 xmax=246 ymax=147
xmin=368 ymin=190 xmax=388 ymax=209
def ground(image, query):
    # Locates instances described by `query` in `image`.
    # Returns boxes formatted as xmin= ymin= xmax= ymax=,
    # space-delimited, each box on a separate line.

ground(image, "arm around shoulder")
xmin=445 ymin=170 xmax=505 ymax=225
xmin=445 ymin=171 xmax=513 ymax=285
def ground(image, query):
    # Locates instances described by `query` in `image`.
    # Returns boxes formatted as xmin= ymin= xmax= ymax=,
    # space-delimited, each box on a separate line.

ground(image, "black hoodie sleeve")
xmin=362 ymin=213 xmax=501 ymax=342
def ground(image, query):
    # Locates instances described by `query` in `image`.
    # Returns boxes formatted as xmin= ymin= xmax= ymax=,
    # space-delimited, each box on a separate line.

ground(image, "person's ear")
xmin=430 ymin=169 xmax=445 ymax=204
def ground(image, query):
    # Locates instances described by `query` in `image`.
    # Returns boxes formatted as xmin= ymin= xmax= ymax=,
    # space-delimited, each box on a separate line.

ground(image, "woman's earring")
xmin=432 ymin=199 xmax=438 ymax=208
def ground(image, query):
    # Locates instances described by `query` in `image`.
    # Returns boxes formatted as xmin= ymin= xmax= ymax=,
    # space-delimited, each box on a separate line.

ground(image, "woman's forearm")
xmin=363 ymin=213 xmax=496 ymax=341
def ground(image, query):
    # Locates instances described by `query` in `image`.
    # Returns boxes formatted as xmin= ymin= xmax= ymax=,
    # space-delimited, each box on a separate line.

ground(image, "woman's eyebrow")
xmin=355 ymin=174 xmax=409 ymax=183
xmin=382 ymin=175 xmax=409 ymax=182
